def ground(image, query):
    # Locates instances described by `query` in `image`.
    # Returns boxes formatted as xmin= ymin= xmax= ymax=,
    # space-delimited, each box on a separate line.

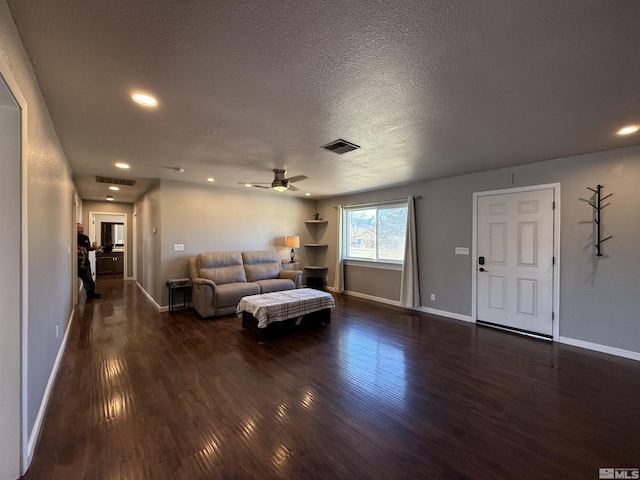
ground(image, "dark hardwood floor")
xmin=23 ymin=276 xmax=640 ymax=479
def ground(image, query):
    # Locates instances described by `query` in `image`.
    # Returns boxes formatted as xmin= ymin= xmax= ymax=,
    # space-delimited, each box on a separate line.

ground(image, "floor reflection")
xmin=338 ymin=324 xmax=408 ymax=409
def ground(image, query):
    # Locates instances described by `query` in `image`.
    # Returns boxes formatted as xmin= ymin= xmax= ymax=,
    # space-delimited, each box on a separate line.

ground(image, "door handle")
xmin=479 ymin=267 xmax=488 ymax=272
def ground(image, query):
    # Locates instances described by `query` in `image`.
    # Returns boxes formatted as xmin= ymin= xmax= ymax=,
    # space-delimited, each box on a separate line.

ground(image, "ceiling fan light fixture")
xmin=240 ymin=168 xmax=305 ymax=191
xmin=272 ymin=181 xmax=288 ymax=192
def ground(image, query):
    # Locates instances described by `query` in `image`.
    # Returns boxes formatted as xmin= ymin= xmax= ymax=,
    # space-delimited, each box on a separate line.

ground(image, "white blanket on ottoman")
xmin=236 ymin=288 xmax=335 ymax=328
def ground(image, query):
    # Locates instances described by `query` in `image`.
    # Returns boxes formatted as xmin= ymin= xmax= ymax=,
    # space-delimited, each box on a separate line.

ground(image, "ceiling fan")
xmin=239 ymin=169 xmax=308 ymax=192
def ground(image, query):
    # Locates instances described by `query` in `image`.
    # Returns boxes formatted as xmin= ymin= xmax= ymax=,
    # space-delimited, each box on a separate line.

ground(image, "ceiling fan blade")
xmin=285 ymin=175 xmax=308 ymax=183
xmin=287 ymin=184 xmax=299 ymax=191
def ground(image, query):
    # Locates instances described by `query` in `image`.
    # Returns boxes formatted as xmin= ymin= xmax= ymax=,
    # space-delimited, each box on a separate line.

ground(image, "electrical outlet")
xmin=430 ymin=293 xmax=435 ymax=301
xmin=173 ymin=244 xmax=184 ymax=252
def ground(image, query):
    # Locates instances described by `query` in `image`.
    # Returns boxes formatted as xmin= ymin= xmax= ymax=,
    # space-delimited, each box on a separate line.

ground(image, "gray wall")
xmin=136 ymin=180 xmax=316 ymax=306
xmin=135 ymin=182 xmax=162 ymax=304
xmin=318 ymin=145 xmax=640 ymax=354
xmin=1 ymin=0 xmax=76 ymax=444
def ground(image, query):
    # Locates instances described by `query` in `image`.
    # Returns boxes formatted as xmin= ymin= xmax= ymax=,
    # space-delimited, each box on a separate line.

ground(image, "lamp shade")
xmin=285 ymin=235 xmax=300 ymax=248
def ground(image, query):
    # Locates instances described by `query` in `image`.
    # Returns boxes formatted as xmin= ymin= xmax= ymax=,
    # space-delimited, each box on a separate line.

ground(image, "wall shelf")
xmin=304 ymin=218 xmax=328 ymax=288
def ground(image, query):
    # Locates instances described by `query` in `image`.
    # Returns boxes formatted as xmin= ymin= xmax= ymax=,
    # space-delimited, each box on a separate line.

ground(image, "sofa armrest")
xmin=191 ymin=278 xmax=218 ymax=318
xmin=192 ymin=277 xmax=217 ymax=291
xmin=279 ymin=270 xmax=302 ymax=288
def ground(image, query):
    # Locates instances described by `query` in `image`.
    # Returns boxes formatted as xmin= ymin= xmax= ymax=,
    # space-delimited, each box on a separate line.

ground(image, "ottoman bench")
xmin=236 ymin=288 xmax=335 ymax=342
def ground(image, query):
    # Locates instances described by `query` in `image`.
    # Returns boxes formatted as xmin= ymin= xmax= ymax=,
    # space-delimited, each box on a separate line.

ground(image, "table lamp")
xmin=285 ymin=235 xmax=300 ymax=262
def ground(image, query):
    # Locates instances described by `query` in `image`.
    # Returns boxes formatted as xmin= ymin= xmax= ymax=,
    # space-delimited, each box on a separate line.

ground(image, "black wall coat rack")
xmin=587 ymin=184 xmax=612 ymax=256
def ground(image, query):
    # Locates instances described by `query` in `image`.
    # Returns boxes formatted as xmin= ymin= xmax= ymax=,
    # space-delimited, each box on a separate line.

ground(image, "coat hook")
xmin=587 ymin=184 xmax=613 ymax=256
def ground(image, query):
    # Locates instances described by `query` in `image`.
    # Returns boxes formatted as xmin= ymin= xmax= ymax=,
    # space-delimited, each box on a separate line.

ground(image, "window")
xmin=345 ymin=203 xmax=408 ymax=262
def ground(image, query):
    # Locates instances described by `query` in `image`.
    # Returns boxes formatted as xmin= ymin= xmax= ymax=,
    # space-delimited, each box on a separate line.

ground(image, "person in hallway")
xmin=77 ymin=222 xmax=101 ymax=298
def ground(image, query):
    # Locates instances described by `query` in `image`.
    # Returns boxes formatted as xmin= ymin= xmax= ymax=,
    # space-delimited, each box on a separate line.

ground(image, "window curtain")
xmin=400 ymin=196 xmax=420 ymax=308
xmin=334 ymin=205 xmax=345 ymax=292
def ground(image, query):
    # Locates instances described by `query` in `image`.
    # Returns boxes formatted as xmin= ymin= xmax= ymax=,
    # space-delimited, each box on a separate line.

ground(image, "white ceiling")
xmin=8 ymin=0 xmax=640 ymax=203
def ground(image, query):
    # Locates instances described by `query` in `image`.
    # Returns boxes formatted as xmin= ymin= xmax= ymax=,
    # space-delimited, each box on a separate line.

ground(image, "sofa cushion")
xmin=242 ymin=250 xmax=281 ymax=282
xmin=216 ymin=282 xmax=260 ymax=308
xmin=256 ymin=278 xmax=295 ymax=293
xmin=198 ymin=251 xmax=247 ymax=285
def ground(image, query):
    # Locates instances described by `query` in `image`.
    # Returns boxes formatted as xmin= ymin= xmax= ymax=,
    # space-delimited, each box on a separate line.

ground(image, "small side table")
xmin=281 ymin=260 xmax=301 ymax=271
xmin=166 ymin=278 xmax=192 ymax=313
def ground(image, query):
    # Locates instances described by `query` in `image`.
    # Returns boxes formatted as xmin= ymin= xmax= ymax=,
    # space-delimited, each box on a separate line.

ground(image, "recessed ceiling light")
xmin=245 ymin=184 xmax=252 ymax=188
xmin=132 ymin=93 xmax=158 ymax=107
xmin=207 ymin=177 xmax=215 ymax=182
xmin=106 ymin=195 xmax=114 ymax=201
xmin=617 ymin=125 xmax=639 ymax=135
xmin=115 ymin=162 xmax=130 ymax=169
xmin=109 ymin=186 xmax=120 ymax=191
xmin=305 ymin=193 xmax=311 ymax=196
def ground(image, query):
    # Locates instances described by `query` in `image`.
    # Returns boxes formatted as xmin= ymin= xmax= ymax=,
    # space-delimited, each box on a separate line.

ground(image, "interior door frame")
xmin=0 ymin=53 xmax=28 ymax=477
xmin=89 ymin=211 xmax=129 ymax=279
xmin=472 ymin=183 xmax=561 ymax=341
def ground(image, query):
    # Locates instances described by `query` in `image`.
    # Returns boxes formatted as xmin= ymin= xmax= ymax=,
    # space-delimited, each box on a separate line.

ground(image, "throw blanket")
xmin=237 ymin=288 xmax=335 ymax=328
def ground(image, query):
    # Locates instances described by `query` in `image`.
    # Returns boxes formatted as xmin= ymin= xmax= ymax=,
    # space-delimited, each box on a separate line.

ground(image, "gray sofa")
xmin=188 ymin=250 xmax=302 ymax=318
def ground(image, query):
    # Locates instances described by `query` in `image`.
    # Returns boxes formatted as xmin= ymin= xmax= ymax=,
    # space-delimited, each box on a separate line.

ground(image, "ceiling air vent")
xmin=95 ymin=176 xmax=136 ymax=187
xmin=321 ymin=139 xmax=360 ymax=154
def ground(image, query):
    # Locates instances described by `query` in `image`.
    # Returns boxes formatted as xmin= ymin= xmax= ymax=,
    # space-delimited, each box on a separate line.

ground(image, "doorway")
xmin=473 ymin=184 xmax=560 ymax=339
xmin=89 ymin=211 xmax=128 ymax=279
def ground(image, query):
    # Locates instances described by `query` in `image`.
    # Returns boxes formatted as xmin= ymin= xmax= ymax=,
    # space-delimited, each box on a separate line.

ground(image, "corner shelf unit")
xmin=303 ymin=220 xmax=328 ymax=274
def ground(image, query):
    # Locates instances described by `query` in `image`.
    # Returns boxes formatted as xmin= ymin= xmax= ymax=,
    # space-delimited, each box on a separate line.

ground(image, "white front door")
xmin=476 ymin=188 xmax=555 ymax=337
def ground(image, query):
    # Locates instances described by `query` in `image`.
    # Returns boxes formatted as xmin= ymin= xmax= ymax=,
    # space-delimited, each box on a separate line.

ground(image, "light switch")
xmin=173 ymin=244 xmax=184 ymax=252
xmin=455 ymin=247 xmax=469 ymax=255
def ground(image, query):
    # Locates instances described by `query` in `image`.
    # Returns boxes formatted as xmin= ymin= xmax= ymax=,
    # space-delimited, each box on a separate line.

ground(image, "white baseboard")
xmin=135 ymin=281 xmax=168 ymax=312
xmin=339 ymin=289 xmax=402 ymax=307
xmin=559 ymin=336 xmax=640 ymax=362
xmin=414 ymin=306 xmax=474 ymax=323
xmin=27 ymin=307 xmax=75 ymax=464
xmin=331 ymin=288 xmax=473 ymax=323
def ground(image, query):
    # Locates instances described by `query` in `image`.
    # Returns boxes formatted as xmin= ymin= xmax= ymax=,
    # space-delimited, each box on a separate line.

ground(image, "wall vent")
xmin=321 ymin=139 xmax=360 ymax=154
xmin=95 ymin=176 xmax=136 ymax=186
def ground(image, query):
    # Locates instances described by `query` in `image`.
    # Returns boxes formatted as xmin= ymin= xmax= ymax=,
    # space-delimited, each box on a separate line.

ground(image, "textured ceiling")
xmin=8 ymin=0 xmax=640 ymax=202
